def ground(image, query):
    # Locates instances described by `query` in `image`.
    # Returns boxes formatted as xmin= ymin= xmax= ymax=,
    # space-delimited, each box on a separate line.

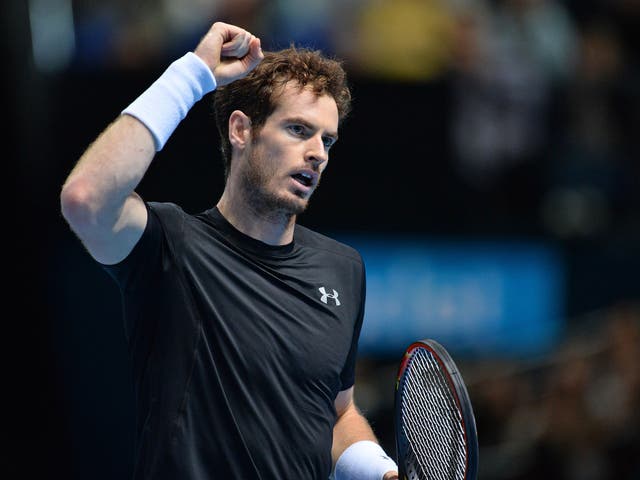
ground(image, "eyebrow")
xmin=286 ymin=117 xmax=339 ymax=140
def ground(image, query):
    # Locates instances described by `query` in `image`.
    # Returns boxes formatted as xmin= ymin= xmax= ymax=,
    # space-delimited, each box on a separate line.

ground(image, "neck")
xmin=217 ymin=191 xmax=296 ymax=246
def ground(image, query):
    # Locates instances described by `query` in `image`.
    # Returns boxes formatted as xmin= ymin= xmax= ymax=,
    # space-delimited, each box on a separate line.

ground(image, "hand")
xmin=194 ymin=21 xmax=264 ymax=86
xmin=383 ymin=471 xmax=399 ymax=480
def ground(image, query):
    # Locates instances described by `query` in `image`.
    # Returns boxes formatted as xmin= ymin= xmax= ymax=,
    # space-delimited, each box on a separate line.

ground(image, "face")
xmin=237 ymin=83 xmax=339 ymax=218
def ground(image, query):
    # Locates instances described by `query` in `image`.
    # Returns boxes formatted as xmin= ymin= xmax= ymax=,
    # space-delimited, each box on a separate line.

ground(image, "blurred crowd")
xmin=356 ymin=300 xmax=640 ymax=479
xmin=467 ymin=301 xmax=640 ymax=479
xmin=68 ymin=0 xmax=640 ymax=241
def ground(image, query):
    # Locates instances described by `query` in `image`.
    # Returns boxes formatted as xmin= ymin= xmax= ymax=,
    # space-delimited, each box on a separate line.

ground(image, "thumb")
xmin=242 ymin=37 xmax=264 ymax=71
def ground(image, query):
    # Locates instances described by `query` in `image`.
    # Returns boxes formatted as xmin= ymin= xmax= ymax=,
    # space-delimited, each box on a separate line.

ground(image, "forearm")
xmin=332 ymin=401 xmax=398 ymax=480
xmin=332 ymin=403 xmax=379 ymax=464
xmin=62 ymin=113 xmax=155 ymax=227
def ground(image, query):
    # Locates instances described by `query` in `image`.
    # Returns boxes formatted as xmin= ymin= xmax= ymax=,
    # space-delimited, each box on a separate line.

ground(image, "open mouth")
xmin=291 ymin=172 xmax=313 ymax=188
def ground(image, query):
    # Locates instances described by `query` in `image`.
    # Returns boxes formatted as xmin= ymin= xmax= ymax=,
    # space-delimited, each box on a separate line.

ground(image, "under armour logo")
xmin=319 ymin=287 xmax=341 ymax=306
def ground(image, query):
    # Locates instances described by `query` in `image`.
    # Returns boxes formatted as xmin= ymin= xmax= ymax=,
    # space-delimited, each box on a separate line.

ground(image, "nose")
xmin=305 ymin=135 xmax=328 ymax=168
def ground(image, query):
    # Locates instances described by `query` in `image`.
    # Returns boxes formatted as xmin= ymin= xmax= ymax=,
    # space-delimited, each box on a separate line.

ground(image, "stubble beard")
xmin=241 ymin=147 xmax=310 ymax=221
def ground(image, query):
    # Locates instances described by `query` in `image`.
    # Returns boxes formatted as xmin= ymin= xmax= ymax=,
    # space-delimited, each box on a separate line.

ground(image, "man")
xmin=60 ymin=21 xmax=398 ymax=480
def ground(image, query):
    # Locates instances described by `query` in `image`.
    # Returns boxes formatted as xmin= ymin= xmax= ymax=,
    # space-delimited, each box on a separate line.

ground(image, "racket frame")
xmin=394 ymin=339 xmax=479 ymax=480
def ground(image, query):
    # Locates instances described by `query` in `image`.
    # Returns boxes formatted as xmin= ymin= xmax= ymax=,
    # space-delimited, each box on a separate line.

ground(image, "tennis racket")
xmin=394 ymin=339 xmax=479 ymax=480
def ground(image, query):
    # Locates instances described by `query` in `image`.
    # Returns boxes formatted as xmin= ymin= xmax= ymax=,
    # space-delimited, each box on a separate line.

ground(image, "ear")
xmin=229 ymin=110 xmax=252 ymax=151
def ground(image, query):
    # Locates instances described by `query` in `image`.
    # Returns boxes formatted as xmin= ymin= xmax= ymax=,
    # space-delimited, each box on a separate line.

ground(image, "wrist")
xmin=334 ymin=440 xmax=398 ymax=480
xmin=121 ymin=52 xmax=217 ymax=151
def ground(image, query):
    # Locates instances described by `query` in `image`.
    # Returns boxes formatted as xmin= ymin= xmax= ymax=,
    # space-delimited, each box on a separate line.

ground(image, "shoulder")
xmin=146 ymin=201 xmax=205 ymax=230
xmin=147 ymin=201 xmax=187 ymax=219
xmin=294 ymin=224 xmax=363 ymax=265
xmin=144 ymin=201 xmax=213 ymax=245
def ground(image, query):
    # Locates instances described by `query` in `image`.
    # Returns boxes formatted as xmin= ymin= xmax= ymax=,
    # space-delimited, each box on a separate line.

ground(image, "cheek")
xmin=253 ymin=135 xmax=301 ymax=176
xmin=260 ymin=147 xmax=286 ymax=179
xmin=268 ymin=144 xmax=300 ymax=171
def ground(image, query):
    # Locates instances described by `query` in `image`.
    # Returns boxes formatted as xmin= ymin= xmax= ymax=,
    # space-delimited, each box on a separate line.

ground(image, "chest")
xmin=183 ymin=245 xmax=362 ymax=384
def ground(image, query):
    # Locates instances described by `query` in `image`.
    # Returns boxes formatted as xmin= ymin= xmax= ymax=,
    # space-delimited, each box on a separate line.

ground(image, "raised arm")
xmin=60 ymin=22 xmax=262 ymax=265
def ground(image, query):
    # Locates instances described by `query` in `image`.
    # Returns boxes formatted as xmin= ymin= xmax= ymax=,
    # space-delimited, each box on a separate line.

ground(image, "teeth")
xmin=301 ymin=173 xmax=311 ymax=179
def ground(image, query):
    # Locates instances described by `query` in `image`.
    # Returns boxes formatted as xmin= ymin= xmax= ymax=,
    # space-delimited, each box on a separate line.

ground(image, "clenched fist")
xmin=194 ymin=22 xmax=264 ymax=86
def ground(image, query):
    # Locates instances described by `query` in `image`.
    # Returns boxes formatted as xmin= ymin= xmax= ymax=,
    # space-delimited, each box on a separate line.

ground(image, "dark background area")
xmin=4 ymin=0 xmax=639 ymax=478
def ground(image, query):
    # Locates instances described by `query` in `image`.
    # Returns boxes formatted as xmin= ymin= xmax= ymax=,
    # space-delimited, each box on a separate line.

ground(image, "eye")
xmin=287 ymin=124 xmax=307 ymax=136
xmin=322 ymin=136 xmax=336 ymax=149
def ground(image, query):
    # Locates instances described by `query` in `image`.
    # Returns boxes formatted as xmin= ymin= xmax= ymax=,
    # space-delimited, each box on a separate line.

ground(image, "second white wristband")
xmin=334 ymin=440 xmax=398 ymax=480
xmin=121 ymin=52 xmax=217 ymax=151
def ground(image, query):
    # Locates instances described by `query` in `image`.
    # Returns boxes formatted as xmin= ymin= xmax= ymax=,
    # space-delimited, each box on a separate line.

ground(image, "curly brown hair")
xmin=212 ymin=46 xmax=352 ymax=179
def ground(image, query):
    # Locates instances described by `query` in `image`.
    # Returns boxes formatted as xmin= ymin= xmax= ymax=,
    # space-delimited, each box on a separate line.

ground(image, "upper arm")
xmin=60 ymin=115 xmax=155 ymax=265
xmin=335 ymin=386 xmax=355 ymax=418
xmin=84 ymin=193 xmax=148 ymax=265
xmin=61 ymin=185 xmax=148 ymax=265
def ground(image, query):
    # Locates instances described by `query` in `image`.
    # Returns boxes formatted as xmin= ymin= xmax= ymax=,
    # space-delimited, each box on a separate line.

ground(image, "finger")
xmin=221 ymin=40 xmax=249 ymax=58
xmin=211 ymin=36 xmax=263 ymax=85
xmin=213 ymin=22 xmax=249 ymax=43
xmin=221 ymin=32 xmax=252 ymax=57
xmin=237 ymin=34 xmax=254 ymax=56
xmin=242 ymin=37 xmax=264 ymax=70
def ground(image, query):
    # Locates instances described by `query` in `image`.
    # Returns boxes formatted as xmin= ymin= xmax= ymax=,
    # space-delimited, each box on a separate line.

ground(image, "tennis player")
xmin=60 ymin=21 xmax=398 ymax=480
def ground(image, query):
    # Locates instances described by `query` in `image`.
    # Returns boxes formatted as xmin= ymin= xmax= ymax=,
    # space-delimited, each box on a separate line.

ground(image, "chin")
xmin=257 ymin=191 xmax=309 ymax=217
xmin=284 ymin=198 xmax=309 ymax=216
xmin=275 ymin=188 xmax=311 ymax=215
xmin=291 ymin=191 xmax=313 ymax=213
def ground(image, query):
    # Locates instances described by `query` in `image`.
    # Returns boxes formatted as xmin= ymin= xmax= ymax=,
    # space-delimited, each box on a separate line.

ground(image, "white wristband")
xmin=121 ymin=51 xmax=217 ymax=151
xmin=335 ymin=440 xmax=398 ymax=480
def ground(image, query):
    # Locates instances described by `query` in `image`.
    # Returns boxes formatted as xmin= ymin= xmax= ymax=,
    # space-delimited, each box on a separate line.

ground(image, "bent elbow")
xmin=60 ymin=180 xmax=99 ymax=231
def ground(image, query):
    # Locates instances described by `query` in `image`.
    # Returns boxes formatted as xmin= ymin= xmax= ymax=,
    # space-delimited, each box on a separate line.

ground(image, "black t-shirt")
xmin=102 ymin=202 xmax=366 ymax=480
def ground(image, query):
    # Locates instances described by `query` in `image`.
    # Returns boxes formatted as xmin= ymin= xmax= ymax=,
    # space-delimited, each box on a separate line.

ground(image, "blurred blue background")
xmin=4 ymin=0 xmax=639 ymax=478
xmin=338 ymin=235 xmax=565 ymax=358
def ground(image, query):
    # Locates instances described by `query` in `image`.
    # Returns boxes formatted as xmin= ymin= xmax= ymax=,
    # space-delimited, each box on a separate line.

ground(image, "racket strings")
xmin=400 ymin=349 xmax=467 ymax=480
